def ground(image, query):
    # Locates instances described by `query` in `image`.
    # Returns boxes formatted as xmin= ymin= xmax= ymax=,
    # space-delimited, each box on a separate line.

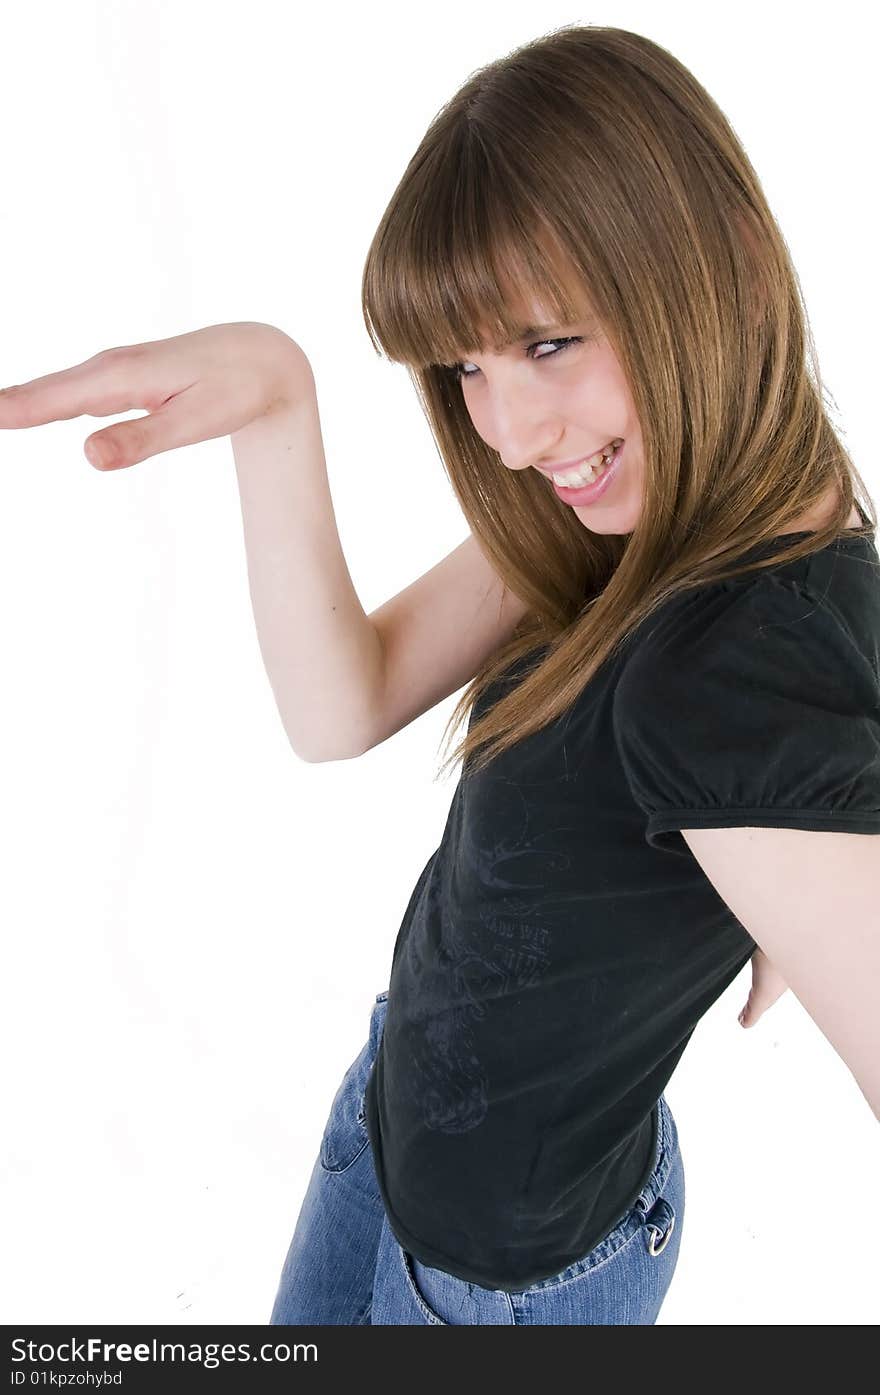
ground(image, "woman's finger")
xmin=0 ymin=345 xmax=166 ymax=430
xmin=84 ymin=379 xmax=247 ymax=470
xmin=0 ymin=322 xmax=312 ymax=471
xmin=738 ymin=947 xmax=789 ymax=1027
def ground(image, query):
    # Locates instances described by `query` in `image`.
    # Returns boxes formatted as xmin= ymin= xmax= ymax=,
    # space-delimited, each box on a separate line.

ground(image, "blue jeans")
xmin=269 ymin=989 xmax=685 ymax=1325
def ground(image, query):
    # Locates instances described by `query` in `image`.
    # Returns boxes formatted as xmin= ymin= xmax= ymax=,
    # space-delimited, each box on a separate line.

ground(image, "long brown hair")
xmin=360 ymin=23 xmax=875 ymax=782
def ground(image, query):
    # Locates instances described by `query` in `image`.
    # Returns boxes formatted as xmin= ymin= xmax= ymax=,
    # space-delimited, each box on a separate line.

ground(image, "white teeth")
xmin=551 ymin=440 xmax=620 ymax=488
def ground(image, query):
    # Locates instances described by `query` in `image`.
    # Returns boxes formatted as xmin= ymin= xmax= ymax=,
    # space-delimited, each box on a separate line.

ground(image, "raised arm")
xmin=0 ymin=321 xmax=529 ymax=765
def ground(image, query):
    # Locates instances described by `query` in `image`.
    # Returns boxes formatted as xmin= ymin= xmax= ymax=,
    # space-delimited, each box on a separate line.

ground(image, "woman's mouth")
xmin=547 ymin=439 xmax=625 ymax=505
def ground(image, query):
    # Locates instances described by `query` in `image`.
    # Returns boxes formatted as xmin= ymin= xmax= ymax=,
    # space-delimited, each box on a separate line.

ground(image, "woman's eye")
xmin=451 ymin=336 xmax=583 ymax=383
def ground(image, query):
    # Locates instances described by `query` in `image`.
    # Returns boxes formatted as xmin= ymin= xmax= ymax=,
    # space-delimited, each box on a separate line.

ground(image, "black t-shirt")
xmin=364 ymin=526 xmax=880 ymax=1291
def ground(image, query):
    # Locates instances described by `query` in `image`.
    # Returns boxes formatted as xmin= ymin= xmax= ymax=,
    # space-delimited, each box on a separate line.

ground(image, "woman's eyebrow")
xmin=492 ymin=317 xmax=597 ymax=350
xmin=443 ymin=328 xmax=557 ymax=365
xmin=501 ymin=323 xmax=560 ymax=344
xmin=488 ymin=323 xmax=563 ymax=348
xmin=440 ymin=317 xmax=596 ymax=366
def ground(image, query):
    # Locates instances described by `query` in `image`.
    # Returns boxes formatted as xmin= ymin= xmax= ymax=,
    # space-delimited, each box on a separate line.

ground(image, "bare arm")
xmin=0 ymin=321 xmax=528 ymax=765
xmin=364 ymin=532 xmax=529 ymax=756
xmin=232 ymin=387 xmax=529 ymax=761
xmin=230 ymin=384 xmax=385 ymax=763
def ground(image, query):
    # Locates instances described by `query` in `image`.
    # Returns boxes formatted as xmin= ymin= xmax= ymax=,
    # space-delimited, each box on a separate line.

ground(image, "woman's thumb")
xmin=738 ymin=947 xmax=788 ymax=1028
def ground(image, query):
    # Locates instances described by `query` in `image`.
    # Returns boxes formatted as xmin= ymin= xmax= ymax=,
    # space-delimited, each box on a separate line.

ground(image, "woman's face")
xmin=453 ymin=300 xmax=644 ymax=536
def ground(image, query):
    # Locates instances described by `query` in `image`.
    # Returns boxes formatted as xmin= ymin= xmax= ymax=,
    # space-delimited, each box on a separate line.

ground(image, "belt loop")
xmin=644 ymin=1196 xmax=675 ymax=1256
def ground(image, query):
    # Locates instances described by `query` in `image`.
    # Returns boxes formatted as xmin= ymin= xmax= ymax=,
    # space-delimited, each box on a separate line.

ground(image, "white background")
xmin=0 ymin=0 xmax=877 ymax=1326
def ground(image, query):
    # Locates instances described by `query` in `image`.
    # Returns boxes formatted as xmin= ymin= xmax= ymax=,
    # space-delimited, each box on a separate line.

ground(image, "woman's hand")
xmin=738 ymin=946 xmax=789 ymax=1028
xmin=0 ymin=321 xmax=313 ymax=469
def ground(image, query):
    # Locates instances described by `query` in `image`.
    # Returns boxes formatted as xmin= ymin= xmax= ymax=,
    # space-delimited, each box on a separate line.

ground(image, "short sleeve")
xmin=613 ymin=574 xmax=880 ymax=857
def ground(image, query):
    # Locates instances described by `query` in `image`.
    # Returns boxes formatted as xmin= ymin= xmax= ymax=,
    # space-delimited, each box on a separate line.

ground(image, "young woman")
xmin=1 ymin=25 xmax=877 ymax=1324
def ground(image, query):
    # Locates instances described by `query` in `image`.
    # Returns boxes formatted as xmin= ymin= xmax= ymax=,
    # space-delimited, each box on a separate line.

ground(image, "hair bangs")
xmin=361 ymin=127 xmax=593 ymax=374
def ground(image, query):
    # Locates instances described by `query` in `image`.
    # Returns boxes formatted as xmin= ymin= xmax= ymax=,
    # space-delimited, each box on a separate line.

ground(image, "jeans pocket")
xmin=318 ymin=991 xmax=388 ymax=1174
xmin=398 ymin=1247 xmax=449 ymax=1325
xmin=318 ymin=1041 xmax=372 ymax=1173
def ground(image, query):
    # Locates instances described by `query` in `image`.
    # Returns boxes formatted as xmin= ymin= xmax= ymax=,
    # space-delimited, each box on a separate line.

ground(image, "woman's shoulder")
xmin=618 ymin=527 xmax=880 ymax=701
